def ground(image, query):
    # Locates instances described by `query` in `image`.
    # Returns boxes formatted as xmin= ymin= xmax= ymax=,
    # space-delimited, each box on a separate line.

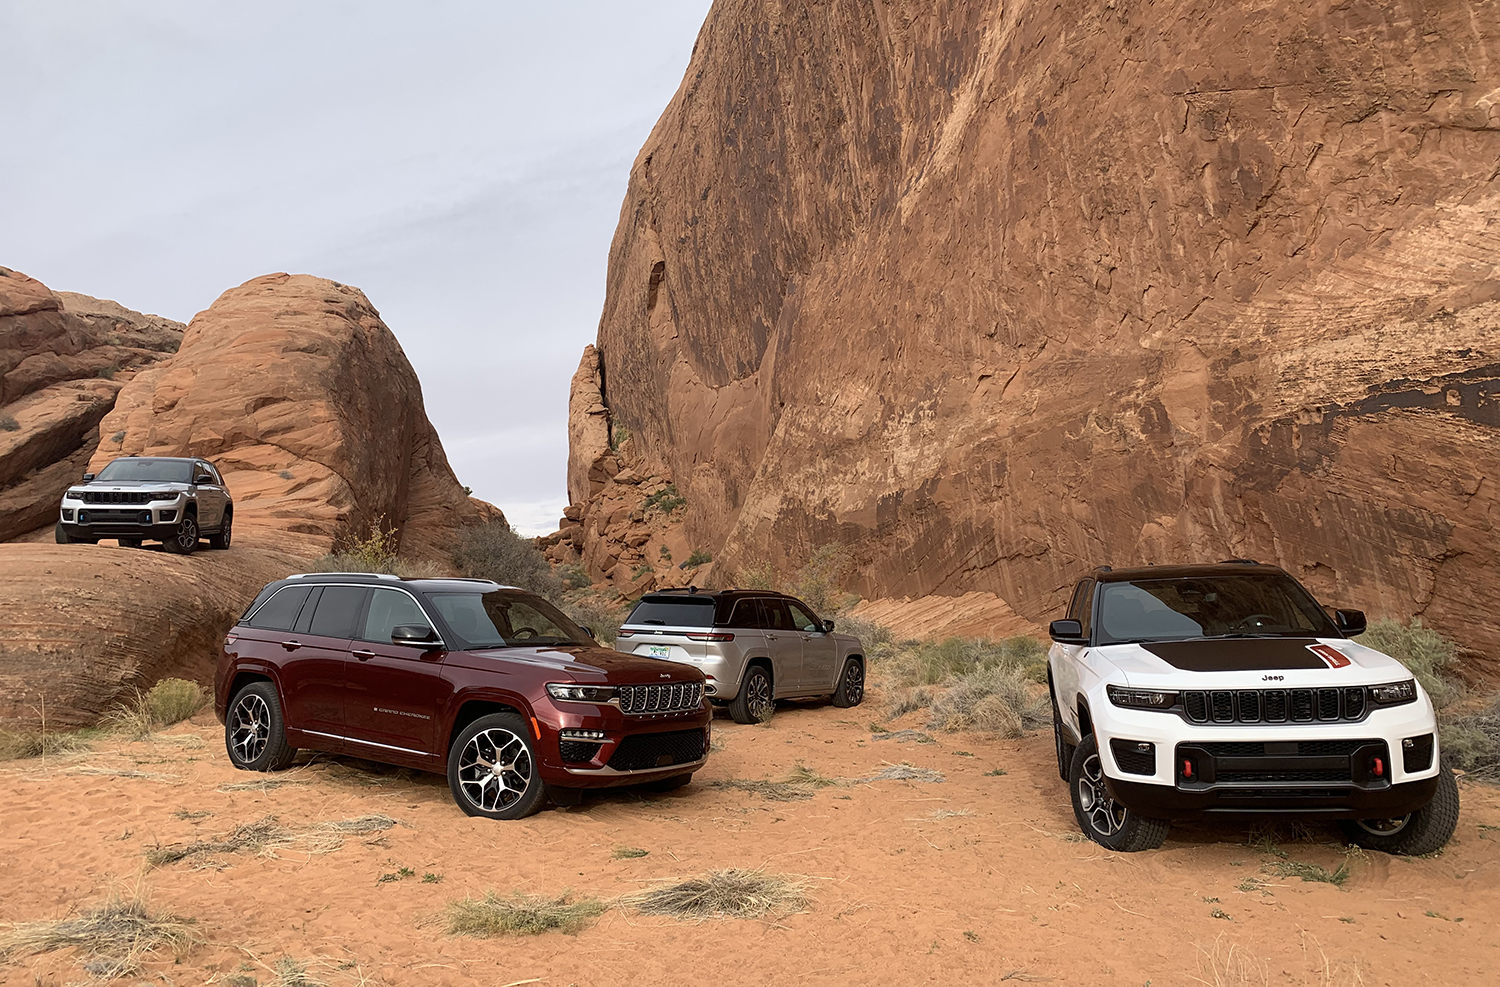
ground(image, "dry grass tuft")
xmin=924 ymin=666 xmax=1051 ymax=737
xmin=871 ymin=729 xmax=934 ymax=744
xmin=146 ymin=814 xmax=397 ymax=866
xmin=621 ymin=869 xmax=811 ymax=920
xmin=0 ymin=728 xmax=93 ymax=761
xmin=710 ymin=763 xmax=842 ymax=801
xmin=1269 ymin=860 xmax=1350 ymax=886
xmin=444 ymin=892 xmax=606 ymax=937
xmin=103 ymin=677 xmax=208 ymax=739
xmin=0 ymin=885 xmax=200 ymax=978
xmin=860 ymin=762 xmax=945 ymax=783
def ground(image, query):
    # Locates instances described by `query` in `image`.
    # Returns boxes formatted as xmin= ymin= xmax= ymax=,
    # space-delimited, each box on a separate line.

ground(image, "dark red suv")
xmin=214 ymin=573 xmax=711 ymax=819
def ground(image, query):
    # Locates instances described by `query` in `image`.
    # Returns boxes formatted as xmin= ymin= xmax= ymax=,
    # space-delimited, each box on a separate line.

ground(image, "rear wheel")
xmin=224 ymin=682 xmax=297 ymax=771
xmin=728 ymin=664 xmax=774 ymax=724
xmin=162 ymin=512 xmax=198 ymax=555
xmin=1339 ymin=762 xmax=1460 ymax=855
xmin=447 ymin=713 xmax=547 ymax=820
xmin=208 ymin=509 xmax=232 ymax=550
xmin=831 ymin=657 xmax=865 ymax=707
xmin=1069 ymin=734 xmax=1169 ymax=851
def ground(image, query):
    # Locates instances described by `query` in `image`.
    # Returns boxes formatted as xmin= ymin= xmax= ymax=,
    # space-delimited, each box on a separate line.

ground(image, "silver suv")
xmin=57 ymin=455 xmax=233 ymax=555
xmin=616 ymin=589 xmax=866 ymax=723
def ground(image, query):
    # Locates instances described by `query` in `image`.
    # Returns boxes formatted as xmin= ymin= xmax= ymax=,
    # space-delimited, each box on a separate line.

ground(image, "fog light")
xmin=159 ymin=509 xmax=176 ymax=523
xmin=61 ymin=509 xmax=74 ymax=521
xmin=560 ymin=729 xmax=606 ymax=741
xmin=77 ymin=510 xmax=91 ymax=524
xmin=704 ymin=682 xmax=717 ymax=696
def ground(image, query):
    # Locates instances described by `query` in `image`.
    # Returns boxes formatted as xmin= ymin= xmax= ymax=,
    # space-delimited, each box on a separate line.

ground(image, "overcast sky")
xmin=1 ymin=1 xmax=710 ymax=534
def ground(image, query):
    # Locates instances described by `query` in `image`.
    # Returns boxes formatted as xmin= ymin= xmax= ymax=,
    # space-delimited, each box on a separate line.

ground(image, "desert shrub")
xmin=683 ymin=549 xmax=712 ymax=568
xmin=1357 ymin=618 xmax=1464 ymax=709
xmin=881 ymin=635 xmax=1045 ymax=688
xmin=558 ymin=563 xmax=590 ymax=590
xmin=450 ymin=520 xmax=562 ymax=600
xmin=445 ymin=892 xmax=605 ymax=937
xmin=609 ymin=422 xmax=630 ymax=452
xmin=97 ymin=365 xmax=116 ymax=380
xmin=146 ymin=678 xmax=207 ymax=727
xmin=562 ymin=593 xmax=628 ymax=645
xmin=0 ymin=729 xmax=92 ymax=761
xmin=0 ymin=886 xmax=201 ymax=977
xmin=1443 ymin=698 xmax=1500 ymax=779
xmin=620 ymin=870 xmax=810 ymax=920
xmin=642 ymin=483 xmax=685 ymax=515
xmin=836 ymin=615 xmax=892 ymax=649
xmin=791 ymin=544 xmax=860 ymax=615
xmin=925 ymin=666 xmax=1050 ymax=737
xmin=633 ymin=563 xmax=653 ymax=579
xmin=0 ymin=414 xmax=19 ymax=432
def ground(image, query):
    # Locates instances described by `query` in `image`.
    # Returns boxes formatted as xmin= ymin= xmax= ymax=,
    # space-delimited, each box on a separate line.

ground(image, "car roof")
xmin=1090 ymin=561 xmax=1291 ymax=583
xmin=639 ymin=588 xmax=794 ymax=602
xmin=106 ymin=455 xmax=199 ymax=463
xmin=282 ymin=573 xmax=520 ymax=593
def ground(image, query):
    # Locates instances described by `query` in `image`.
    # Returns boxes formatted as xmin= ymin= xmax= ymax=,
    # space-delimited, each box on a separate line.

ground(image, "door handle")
xmin=280 ymin=640 xmax=301 ymax=651
xmin=352 ymin=649 xmax=376 ymax=661
xmin=765 ymin=634 xmax=778 ymax=640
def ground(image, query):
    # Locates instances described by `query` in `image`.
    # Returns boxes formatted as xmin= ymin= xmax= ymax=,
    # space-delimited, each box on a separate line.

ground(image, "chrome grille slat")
xmin=618 ymin=682 xmax=702 ymax=715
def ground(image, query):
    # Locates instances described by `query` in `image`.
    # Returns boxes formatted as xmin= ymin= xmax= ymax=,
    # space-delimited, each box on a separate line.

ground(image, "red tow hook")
xmin=1373 ymin=756 xmax=1385 ymax=778
xmin=1182 ymin=758 xmax=1194 ymax=780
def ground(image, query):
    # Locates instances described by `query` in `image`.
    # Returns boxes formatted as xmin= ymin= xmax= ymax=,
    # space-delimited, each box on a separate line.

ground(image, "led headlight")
xmin=1106 ymin=685 xmax=1178 ymax=709
xmin=1368 ymin=680 xmax=1418 ymax=706
xmin=545 ymin=683 xmax=617 ymax=703
xmin=560 ymin=729 xmax=607 ymax=741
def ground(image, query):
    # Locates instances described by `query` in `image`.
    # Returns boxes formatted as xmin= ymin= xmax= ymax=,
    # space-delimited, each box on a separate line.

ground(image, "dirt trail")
xmin=2 ymin=698 xmax=1496 ymax=986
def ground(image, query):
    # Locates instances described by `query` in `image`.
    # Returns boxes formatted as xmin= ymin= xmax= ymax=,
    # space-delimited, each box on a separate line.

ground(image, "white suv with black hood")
xmin=1048 ymin=562 xmax=1458 ymax=854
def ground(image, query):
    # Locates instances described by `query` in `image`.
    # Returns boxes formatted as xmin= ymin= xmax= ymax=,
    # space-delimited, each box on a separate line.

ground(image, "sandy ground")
xmin=2 ymin=698 xmax=1497 ymax=987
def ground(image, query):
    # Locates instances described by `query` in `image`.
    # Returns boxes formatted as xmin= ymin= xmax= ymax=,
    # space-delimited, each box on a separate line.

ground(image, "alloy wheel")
xmin=842 ymin=661 xmax=864 ymax=704
xmin=174 ymin=516 xmax=198 ymax=552
xmin=230 ymin=693 xmax=270 ymax=763
xmin=457 ymin=728 xmax=533 ymax=812
xmin=1077 ymin=752 xmax=1127 ymax=836
xmin=220 ymin=513 xmax=232 ymax=547
xmin=746 ymin=670 xmax=774 ymax=721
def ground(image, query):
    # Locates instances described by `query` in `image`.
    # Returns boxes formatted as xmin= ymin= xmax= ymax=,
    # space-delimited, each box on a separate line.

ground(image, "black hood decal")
xmin=1140 ymin=638 xmax=1332 ymax=672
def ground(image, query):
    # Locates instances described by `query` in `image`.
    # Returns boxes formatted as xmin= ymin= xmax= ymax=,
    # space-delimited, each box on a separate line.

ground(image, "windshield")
xmin=427 ymin=590 xmax=593 ymax=649
xmin=624 ymin=597 xmax=716 ymax=627
xmin=1094 ymin=573 xmax=1339 ymax=645
xmin=97 ymin=459 xmax=194 ymax=483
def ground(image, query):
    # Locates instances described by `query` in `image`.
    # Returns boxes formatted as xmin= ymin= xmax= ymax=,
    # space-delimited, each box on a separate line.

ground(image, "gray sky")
xmin=1 ymin=1 xmax=710 ymax=534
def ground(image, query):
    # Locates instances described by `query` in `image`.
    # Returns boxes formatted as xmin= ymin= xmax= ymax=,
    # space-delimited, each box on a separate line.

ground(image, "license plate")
xmin=647 ymin=645 xmax=671 ymax=658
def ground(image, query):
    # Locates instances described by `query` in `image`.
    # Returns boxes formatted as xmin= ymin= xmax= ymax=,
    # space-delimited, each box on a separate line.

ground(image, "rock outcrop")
xmin=570 ymin=0 xmax=1500 ymax=668
xmin=1 ymin=271 xmax=484 ymax=730
xmin=0 ymin=267 xmax=184 ymax=542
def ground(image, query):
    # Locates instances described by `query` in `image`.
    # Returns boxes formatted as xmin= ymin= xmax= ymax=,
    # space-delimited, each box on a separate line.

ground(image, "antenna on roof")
xmin=688 ymin=585 xmax=698 ymax=594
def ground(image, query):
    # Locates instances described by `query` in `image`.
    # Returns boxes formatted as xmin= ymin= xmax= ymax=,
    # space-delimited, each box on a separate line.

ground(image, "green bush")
xmin=1357 ymin=618 xmax=1463 ymax=709
xmin=684 ymin=549 xmax=712 ymax=568
xmin=1443 ymin=700 xmax=1499 ymax=780
xmin=558 ymin=564 xmax=591 ymax=590
xmin=642 ymin=483 xmax=685 ymax=515
xmin=0 ymin=414 xmax=19 ymax=432
xmin=450 ymin=521 xmax=562 ymax=601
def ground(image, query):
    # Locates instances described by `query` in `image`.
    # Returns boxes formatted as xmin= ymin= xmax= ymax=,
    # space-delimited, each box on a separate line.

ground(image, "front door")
xmin=757 ymin=598 xmax=803 ymax=695
xmin=193 ymin=460 xmax=225 ymax=528
xmin=342 ymin=587 xmax=448 ymax=758
xmin=787 ymin=600 xmax=837 ymax=694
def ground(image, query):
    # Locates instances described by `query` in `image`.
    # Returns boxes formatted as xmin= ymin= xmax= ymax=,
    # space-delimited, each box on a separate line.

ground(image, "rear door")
xmin=342 ymin=587 xmax=449 ymax=757
xmin=788 ymin=600 xmax=837 ymax=695
xmin=757 ymin=598 xmax=803 ymax=695
xmin=287 ymin=584 xmax=368 ymax=742
xmin=193 ymin=460 xmax=226 ymax=528
xmin=237 ymin=584 xmax=321 ymax=723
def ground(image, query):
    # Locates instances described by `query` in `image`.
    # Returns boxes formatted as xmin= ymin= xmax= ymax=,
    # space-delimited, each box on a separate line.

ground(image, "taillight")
xmin=686 ymin=632 xmax=735 ymax=642
xmin=224 ymin=634 xmax=238 ymax=646
xmin=616 ymin=630 xmax=635 ymax=638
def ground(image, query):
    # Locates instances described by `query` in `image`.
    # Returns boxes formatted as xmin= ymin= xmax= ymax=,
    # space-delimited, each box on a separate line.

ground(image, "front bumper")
xmin=59 ymin=496 xmax=187 ymax=539
xmin=531 ymin=694 xmax=712 ymax=789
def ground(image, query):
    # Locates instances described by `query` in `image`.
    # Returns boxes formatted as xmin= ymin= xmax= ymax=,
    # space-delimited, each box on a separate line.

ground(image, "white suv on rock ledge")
xmin=1048 ymin=561 xmax=1458 ymax=854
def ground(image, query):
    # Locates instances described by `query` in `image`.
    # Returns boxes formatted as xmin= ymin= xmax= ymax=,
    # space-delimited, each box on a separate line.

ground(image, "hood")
xmin=448 ymin=644 xmax=706 ymax=684
xmin=1101 ymin=637 xmax=1410 ymax=688
xmin=77 ymin=480 xmax=191 ymax=490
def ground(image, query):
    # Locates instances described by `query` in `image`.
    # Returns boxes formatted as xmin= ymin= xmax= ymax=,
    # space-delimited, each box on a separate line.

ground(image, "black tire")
xmin=162 ymin=510 xmax=198 ymax=555
xmin=831 ymin=657 xmax=865 ymax=707
xmin=54 ymin=523 xmax=72 ymax=544
xmin=224 ymin=682 xmax=297 ymax=771
xmin=1069 ymin=734 xmax=1170 ymax=851
xmin=118 ymin=538 xmax=143 ymax=549
xmin=447 ymin=712 xmax=548 ymax=820
xmin=1052 ymin=688 xmax=1076 ymax=782
xmin=1339 ymin=761 xmax=1460 ymax=856
xmin=643 ymin=772 xmax=694 ymax=792
xmin=728 ymin=664 xmax=775 ymax=724
xmin=208 ymin=508 xmax=232 ymax=550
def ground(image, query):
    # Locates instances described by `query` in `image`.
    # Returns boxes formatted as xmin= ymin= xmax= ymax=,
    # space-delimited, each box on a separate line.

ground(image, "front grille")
xmin=1182 ymin=687 xmax=1370 ymax=725
xmin=618 ymin=682 xmax=703 ymax=715
xmin=1109 ymin=739 xmax=1156 ymax=775
xmin=80 ymin=491 xmax=159 ymax=504
xmin=1218 ymin=769 xmax=1350 ymax=783
xmin=1198 ymin=740 xmax=1366 ymax=758
xmin=77 ymin=509 xmax=151 ymax=524
xmin=606 ymin=729 xmax=705 ymax=771
xmin=1403 ymin=734 xmax=1435 ymax=773
xmin=559 ymin=740 xmax=602 ymax=763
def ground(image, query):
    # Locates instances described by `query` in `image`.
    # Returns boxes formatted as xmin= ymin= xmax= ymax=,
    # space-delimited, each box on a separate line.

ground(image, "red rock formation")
xmin=0 ymin=267 xmax=184 ymax=541
xmin=571 ymin=0 xmax=1500 ymax=667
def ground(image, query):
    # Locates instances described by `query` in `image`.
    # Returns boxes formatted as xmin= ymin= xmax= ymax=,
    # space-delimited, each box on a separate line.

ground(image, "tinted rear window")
xmin=307 ymin=586 xmax=368 ymax=639
xmin=248 ymin=586 xmax=311 ymax=631
xmin=626 ymin=597 xmax=717 ymax=627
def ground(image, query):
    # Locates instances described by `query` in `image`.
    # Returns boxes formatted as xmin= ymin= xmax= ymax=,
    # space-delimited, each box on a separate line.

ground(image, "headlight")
xmin=545 ymin=683 xmax=617 ymax=703
xmin=1107 ymin=685 xmax=1178 ymax=709
xmin=1368 ymin=680 xmax=1417 ymax=706
xmin=65 ymin=489 xmax=85 ymax=500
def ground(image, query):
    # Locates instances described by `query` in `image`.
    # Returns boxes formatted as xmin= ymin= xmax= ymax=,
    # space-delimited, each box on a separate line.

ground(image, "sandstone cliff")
xmin=570 ymin=0 xmax=1500 ymax=669
xmin=0 ymin=267 xmax=184 ymax=542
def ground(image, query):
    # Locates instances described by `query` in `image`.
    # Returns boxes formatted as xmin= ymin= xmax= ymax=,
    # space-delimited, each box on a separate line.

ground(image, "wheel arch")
xmin=1075 ymin=695 xmax=1095 ymax=738
xmin=446 ymin=694 xmax=532 ymax=753
xmin=738 ymin=655 xmax=775 ymax=694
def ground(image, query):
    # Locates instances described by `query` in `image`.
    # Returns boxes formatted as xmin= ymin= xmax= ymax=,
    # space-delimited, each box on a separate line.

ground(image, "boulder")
xmin=571 ymin=0 xmax=1500 ymax=666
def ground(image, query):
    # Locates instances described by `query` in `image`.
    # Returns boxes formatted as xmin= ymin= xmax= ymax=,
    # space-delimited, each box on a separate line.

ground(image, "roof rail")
xmin=286 ymin=572 xmax=400 ymax=582
xmin=1219 ymin=558 xmax=1260 ymax=565
xmin=648 ymin=586 xmax=725 ymax=595
xmin=1095 ymin=565 xmax=1113 ymax=573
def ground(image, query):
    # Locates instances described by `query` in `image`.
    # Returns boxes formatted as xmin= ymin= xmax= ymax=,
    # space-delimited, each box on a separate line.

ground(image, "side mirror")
xmin=1049 ymin=619 xmax=1088 ymax=645
xmin=822 ymin=618 xmax=836 ymax=633
xmin=1334 ymin=609 xmax=1367 ymax=636
xmin=193 ymin=474 xmax=213 ymax=485
xmin=81 ymin=473 xmax=95 ymax=482
xmin=392 ymin=624 xmax=442 ymax=647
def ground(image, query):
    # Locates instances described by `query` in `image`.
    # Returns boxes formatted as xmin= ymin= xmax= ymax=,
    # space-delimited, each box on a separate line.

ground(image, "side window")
xmin=787 ymin=601 xmax=821 ymax=632
xmin=1076 ymin=580 xmax=1096 ymax=638
xmin=307 ymin=586 xmax=368 ymax=639
xmin=293 ymin=587 xmax=323 ymax=633
xmin=362 ymin=589 xmax=432 ymax=644
xmin=249 ymin=586 xmax=312 ymax=631
xmin=760 ymin=599 xmax=792 ymax=631
xmin=728 ymin=599 xmax=758 ymax=628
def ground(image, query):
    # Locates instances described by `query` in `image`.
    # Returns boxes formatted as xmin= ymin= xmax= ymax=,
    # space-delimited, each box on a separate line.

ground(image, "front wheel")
xmin=831 ymin=658 xmax=865 ymax=707
xmin=1069 ymin=734 xmax=1169 ymax=851
xmin=728 ymin=665 xmax=775 ymax=724
xmin=224 ymin=682 xmax=297 ymax=771
xmin=208 ymin=509 xmax=232 ymax=550
xmin=447 ymin=713 xmax=547 ymax=820
xmin=162 ymin=512 xmax=198 ymax=555
xmin=1339 ymin=762 xmax=1460 ymax=856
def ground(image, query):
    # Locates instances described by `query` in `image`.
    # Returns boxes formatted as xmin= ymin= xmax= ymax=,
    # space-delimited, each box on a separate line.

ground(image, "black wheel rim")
xmin=1356 ymin=815 xmax=1410 ymax=836
xmin=1077 ymin=752 xmax=1127 ymax=836
xmin=221 ymin=513 xmax=231 ymax=546
xmin=175 ymin=516 xmax=198 ymax=551
xmin=457 ymin=728 xmax=533 ymax=812
xmin=747 ymin=670 xmax=773 ymax=721
xmin=230 ymin=694 xmax=270 ymax=763
xmin=843 ymin=661 xmax=864 ymax=704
